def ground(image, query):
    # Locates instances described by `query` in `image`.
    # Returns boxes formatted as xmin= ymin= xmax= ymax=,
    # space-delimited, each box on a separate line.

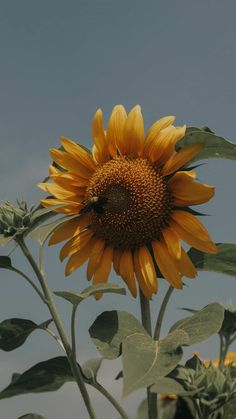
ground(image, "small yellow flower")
xmin=39 ymin=105 xmax=217 ymax=299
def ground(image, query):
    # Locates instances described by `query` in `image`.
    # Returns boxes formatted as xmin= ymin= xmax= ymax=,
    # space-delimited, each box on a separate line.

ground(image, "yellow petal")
xmin=138 ymin=246 xmax=157 ymax=294
xmin=106 ymin=105 xmax=127 ymax=157
xmin=162 ymin=227 xmax=181 ymax=259
xmin=162 ymin=144 xmax=204 ymax=176
xmin=152 ymin=240 xmax=183 ymax=289
xmin=175 ymin=247 xmax=197 ymax=278
xmin=113 ymin=248 xmax=123 ymax=275
xmin=92 ymin=109 xmax=109 ymax=164
xmin=168 ymin=170 xmax=196 ymax=187
xmin=60 ymin=137 xmax=96 ymax=171
xmin=149 ymin=125 xmax=186 ymax=165
xmin=170 ymin=213 xmax=217 ymax=254
xmin=49 ymin=149 xmax=91 ymax=179
xmin=172 ymin=211 xmax=214 ymax=242
xmin=123 ymin=105 xmax=144 ymax=156
xmin=65 ymin=238 xmax=96 ymax=276
xmin=50 ymin=176 xmax=87 ymax=194
xmin=60 ymin=229 xmax=94 ymax=261
xmin=49 ymin=214 xmax=90 ymax=246
xmin=119 ymin=250 xmax=137 ymax=297
xmin=87 ymin=239 xmax=105 ymax=281
xmin=142 ymin=115 xmax=176 ymax=157
xmin=172 ymin=183 xmax=215 ymax=206
xmin=133 ymin=250 xmax=153 ymax=299
xmin=38 ymin=182 xmax=81 ymax=201
xmin=40 ymin=198 xmax=81 ymax=214
xmin=93 ymin=246 xmax=113 ymax=299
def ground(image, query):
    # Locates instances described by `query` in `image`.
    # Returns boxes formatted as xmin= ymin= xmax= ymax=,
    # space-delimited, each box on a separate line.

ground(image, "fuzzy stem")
xmin=92 ymin=381 xmax=129 ymax=419
xmin=139 ymin=288 xmax=157 ymax=419
xmin=17 ymin=237 xmax=97 ymax=419
xmin=153 ymin=286 xmax=174 ymax=341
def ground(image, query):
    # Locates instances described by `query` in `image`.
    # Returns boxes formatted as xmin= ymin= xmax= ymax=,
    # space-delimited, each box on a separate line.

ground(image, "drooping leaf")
xmin=0 ymin=357 xmax=74 ymax=399
xmin=82 ymin=358 xmax=102 ymax=382
xmin=26 ymin=205 xmax=61 ymax=235
xmin=169 ymin=303 xmax=224 ymax=345
xmin=54 ymin=284 xmax=126 ymax=306
xmin=122 ymin=329 xmax=188 ymax=396
xmin=28 ymin=215 xmax=75 ymax=246
xmin=188 ymin=243 xmax=236 ymax=277
xmin=177 ymin=129 xmax=236 ymax=162
xmin=89 ymin=311 xmax=147 ymax=359
xmin=18 ymin=414 xmax=46 ymax=419
xmin=0 ymin=256 xmax=12 ymax=270
xmin=0 ymin=318 xmax=50 ymax=351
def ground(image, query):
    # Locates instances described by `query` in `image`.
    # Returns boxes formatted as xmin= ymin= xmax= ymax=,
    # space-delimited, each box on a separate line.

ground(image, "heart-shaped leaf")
xmin=0 ymin=357 xmax=74 ymax=399
xmin=55 ymin=283 xmax=126 ymax=306
xmin=89 ymin=311 xmax=147 ymax=359
xmin=122 ymin=329 xmax=188 ymax=396
xmin=177 ymin=129 xmax=236 ymax=162
xmin=169 ymin=303 xmax=224 ymax=345
xmin=188 ymin=243 xmax=236 ymax=277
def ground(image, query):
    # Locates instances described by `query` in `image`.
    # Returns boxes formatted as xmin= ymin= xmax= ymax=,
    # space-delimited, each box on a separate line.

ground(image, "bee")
xmin=79 ymin=196 xmax=108 ymax=215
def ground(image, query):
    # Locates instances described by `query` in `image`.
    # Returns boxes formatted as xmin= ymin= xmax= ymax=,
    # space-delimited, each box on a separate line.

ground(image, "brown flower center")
xmin=85 ymin=157 xmax=173 ymax=249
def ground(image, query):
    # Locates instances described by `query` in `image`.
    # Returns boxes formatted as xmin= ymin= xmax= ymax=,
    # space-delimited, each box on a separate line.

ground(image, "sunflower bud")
xmin=0 ymin=200 xmax=35 ymax=240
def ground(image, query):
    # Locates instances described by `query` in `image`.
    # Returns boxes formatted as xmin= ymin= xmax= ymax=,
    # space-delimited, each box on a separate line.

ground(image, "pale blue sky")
xmin=0 ymin=1 xmax=236 ymax=418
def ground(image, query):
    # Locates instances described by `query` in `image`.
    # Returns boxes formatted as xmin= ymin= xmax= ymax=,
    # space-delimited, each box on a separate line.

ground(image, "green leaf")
xmin=0 ymin=318 xmax=49 ymax=351
xmin=0 ymin=256 xmax=12 ymax=269
xmin=177 ymin=129 xmax=236 ymax=162
xmin=224 ymin=396 xmax=236 ymax=418
xmin=18 ymin=414 xmax=45 ymax=419
xmin=169 ymin=303 xmax=224 ymax=345
xmin=151 ymin=377 xmax=199 ymax=396
xmin=188 ymin=243 xmax=236 ymax=277
xmin=122 ymin=330 xmax=188 ymax=396
xmin=0 ymin=357 xmax=74 ymax=399
xmin=28 ymin=215 xmax=75 ymax=246
xmin=54 ymin=284 xmax=126 ymax=306
xmin=82 ymin=358 xmax=102 ymax=382
xmin=136 ymin=399 xmax=148 ymax=419
xmin=89 ymin=310 xmax=147 ymax=359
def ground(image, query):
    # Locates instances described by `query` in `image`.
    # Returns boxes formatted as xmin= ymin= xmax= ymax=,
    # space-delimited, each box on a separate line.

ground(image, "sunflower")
xmin=39 ymin=105 xmax=217 ymax=299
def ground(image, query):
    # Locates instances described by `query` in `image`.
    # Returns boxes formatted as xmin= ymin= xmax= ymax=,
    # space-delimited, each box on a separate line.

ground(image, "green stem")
xmin=139 ymin=288 xmax=157 ymax=419
xmin=71 ymin=305 xmax=78 ymax=358
xmin=153 ymin=286 xmax=174 ymax=341
xmin=17 ymin=237 xmax=97 ymax=419
xmin=91 ymin=381 xmax=129 ymax=419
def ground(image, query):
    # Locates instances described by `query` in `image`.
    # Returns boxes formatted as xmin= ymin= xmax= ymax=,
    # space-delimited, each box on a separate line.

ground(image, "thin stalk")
xmin=71 ymin=305 xmax=77 ymax=357
xmin=153 ymin=285 xmax=174 ymax=340
xmin=219 ymin=334 xmax=224 ymax=367
xmin=139 ymin=288 xmax=157 ymax=419
xmin=92 ymin=381 xmax=129 ymax=419
xmin=17 ymin=237 xmax=97 ymax=419
xmin=45 ymin=327 xmax=66 ymax=351
xmin=11 ymin=266 xmax=46 ymax=303
xmin=193 ymin=399 xmax=203 ymax=419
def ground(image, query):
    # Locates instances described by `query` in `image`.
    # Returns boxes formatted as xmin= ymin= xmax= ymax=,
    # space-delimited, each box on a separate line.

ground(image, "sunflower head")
xmin=39 ymin=105 xmax=217 ymax=299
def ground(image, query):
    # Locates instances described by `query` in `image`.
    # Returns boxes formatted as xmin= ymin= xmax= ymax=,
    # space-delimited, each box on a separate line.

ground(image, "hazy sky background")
xmin=0 ymin=1 xmax=236 ymax=418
